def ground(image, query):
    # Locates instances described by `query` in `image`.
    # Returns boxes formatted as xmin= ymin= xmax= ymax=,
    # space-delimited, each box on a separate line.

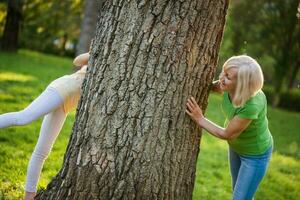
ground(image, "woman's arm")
xmin=186 ymin=97 xmax=251 ymax=140
xmin=73 ymin=52 xmax=90 ymax=66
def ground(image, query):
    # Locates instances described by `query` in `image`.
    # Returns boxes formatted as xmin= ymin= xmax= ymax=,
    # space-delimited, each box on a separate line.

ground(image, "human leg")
xmin=0 ymin=87 xmax=63 ymax=128
xmin=232 ymin=147 xmax=273 ymax=200
xmin=24 ymin=191 xmax=36 ymax=200
xmin=229 ymin=147 xmax=241 ymax=190
xmin=24 ymin=106 xmax=67 ymax=197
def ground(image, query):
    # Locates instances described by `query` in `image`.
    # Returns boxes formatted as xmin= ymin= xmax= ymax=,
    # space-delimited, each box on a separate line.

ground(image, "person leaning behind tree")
xmin=186 ymin=55 xmax=273 ymax=200
xmin=0 ymin=52 xmax=90 ymax=200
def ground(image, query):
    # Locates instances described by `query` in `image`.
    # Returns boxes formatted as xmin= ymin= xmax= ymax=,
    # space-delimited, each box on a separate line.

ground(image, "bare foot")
xmin=24 ymin=191 xmax=36 ymax=200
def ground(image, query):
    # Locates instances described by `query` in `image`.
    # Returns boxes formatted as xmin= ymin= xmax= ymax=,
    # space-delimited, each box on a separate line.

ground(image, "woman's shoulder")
xmin=75 ymin=65 xmax=88 ymax=74
xmin=254 ymin=90 xmax=266 ymax=102
xmin=244 ymin=90 xmax=266 ymax=108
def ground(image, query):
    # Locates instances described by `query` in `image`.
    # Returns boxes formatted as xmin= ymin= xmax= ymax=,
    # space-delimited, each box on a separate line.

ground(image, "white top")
xmin=47 ymin=65 xmax=87 ymax=113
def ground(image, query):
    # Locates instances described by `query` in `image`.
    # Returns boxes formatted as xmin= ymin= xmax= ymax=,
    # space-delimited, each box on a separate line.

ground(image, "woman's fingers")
xmin=191 ymin=97 xmax=198 ymax=107
xmin=186 ymin=101 xmax=194 ymax=112
xmin=187 ymin=99 xmax=194 ymax=107
xmin=186 ymin=96 xmax=201 ymax=115
xmin=191 ymin=97 xmax=202 ymax=112
xmin=186 ymin=109 xmax=192 ymax=116
xmin=186 ymin=109 xmax=197 ymax=121
xmin=186 ymin=97 xmax=200 ymax=111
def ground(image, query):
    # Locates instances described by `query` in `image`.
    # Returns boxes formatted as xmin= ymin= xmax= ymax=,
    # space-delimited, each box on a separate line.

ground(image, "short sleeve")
xmin=236 ymin=103 xmax=261 ymax=120
xmin=76 ymin=65 xmax=87 ymax=74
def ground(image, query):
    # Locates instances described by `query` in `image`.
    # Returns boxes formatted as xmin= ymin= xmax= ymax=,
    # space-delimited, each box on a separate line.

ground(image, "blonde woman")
xmin=0 ymin=52 xmax=90 ymax=200
xmin=186 ymin=55 xmax=273 ymax=200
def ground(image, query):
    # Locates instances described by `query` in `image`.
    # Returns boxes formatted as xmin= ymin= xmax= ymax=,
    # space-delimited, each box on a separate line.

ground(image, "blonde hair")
xmin=223 ymin=55 xmax=264 ymax=107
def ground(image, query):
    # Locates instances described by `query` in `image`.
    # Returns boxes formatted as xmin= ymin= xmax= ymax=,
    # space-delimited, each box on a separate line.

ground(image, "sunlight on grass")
xmin=287 ymin=141 xmax=298 ymax=155
xmin=271 ymin=151 xmax=300 ymax=172
xmin=256 ymin=152 xmax=300 ymax=199
xmin=0 ymin=181 xmax=24 ymax=200
xmin=0 ymin=93 xmax=14 ymax=101
xmin=0 ymin=72 xmax=36 ymax=82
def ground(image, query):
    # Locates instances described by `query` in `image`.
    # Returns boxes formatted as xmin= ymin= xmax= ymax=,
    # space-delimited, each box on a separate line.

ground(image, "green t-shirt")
xmin=221 ymin=90 xmax=273 ymax=155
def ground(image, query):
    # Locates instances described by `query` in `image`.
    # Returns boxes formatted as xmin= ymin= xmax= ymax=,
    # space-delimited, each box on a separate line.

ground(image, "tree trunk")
xmin=272 ymin=55 xmax=289 ymax=107
xmin=287 ymin=61 xmax=300 ymax=90
xmin=1 ymin=0 xmax=23 ymax=51
xmin=37 ymin=0 xmax=228 ymax=199
xmin=75 ymin=0 xmax=104 ymax=56
xmin=60 ymin=33 xmax=68 ymax=56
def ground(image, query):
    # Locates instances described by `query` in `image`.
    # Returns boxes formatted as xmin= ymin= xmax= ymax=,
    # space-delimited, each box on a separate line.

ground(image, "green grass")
xmin=0 ymin=50 xmax=300 ymax=200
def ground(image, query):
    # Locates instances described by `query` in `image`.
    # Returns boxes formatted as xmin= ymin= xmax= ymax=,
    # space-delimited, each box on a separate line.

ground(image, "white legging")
xmin=0 ymin=87 xmax=68 ymax=192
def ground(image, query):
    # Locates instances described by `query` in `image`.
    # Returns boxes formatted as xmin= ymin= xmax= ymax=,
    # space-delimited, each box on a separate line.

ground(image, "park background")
xmin=0 ymin=0 xmax=299 ymax=199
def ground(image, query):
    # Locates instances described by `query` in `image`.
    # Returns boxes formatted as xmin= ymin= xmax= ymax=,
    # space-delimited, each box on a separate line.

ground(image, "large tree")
xmin=0 ymin=0 xmax=23 ymax=51
xmin=37 ymin=0 xmax=228 ymax=199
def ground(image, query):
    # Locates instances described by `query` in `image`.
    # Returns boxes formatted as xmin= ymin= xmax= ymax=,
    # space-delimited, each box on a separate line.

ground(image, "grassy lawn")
xmin=0 ymin=50 xmax=299 ymax=199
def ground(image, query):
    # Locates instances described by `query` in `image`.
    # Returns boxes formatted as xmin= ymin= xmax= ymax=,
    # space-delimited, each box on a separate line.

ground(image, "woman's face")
xmin=219 ymin=67 xmax=238 ymax=93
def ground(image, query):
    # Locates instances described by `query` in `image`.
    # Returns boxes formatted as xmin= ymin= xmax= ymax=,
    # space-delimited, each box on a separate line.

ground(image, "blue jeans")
xmin=229 ymin=146 xmax=273 ymax=200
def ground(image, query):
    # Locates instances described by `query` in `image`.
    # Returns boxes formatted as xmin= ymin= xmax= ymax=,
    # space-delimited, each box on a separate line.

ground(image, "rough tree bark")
xmin=75 ymin=0 xmax=105 ymax=56
xmin=37 ymin=0 xmax=228 ymax=199
xmin=1 ymin=0 xmax=23 ymax=51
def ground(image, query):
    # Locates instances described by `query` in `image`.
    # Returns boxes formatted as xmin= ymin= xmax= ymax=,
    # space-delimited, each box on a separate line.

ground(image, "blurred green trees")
xmin=0 ymin=0 xmax=83 ymax=55
xmin=221 ymin=0 xmax=300 ymax=106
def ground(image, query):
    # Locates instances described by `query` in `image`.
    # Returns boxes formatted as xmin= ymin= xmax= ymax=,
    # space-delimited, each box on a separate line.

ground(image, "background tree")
xmin=0 ymin=0 xmax=23 ymax=51
xmin=75 ymin=0 xmax=104 ymax=56
xmin=36 ymin=0 xmax=229 ymax=199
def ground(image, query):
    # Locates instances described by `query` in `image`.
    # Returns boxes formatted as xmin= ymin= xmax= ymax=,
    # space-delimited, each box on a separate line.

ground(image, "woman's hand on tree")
xmin=186 ymin=96 xmax=204 ymax=125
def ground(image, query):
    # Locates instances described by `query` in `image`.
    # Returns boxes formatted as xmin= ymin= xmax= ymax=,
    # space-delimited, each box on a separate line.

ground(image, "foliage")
xmin=0 ymin=2 xmax=6 ymax=34
xmin=264 ymin=85 xmax=300 ymax=111
xmin=0 ymin=51 xmax=299 ymax=199
xmin=22 ymin=0 xmax=83 ymax=55
xmin=223 ymin=0 xmax=300 ymax=99
xmin=0 ymin=0 xmax=83 ymax=56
